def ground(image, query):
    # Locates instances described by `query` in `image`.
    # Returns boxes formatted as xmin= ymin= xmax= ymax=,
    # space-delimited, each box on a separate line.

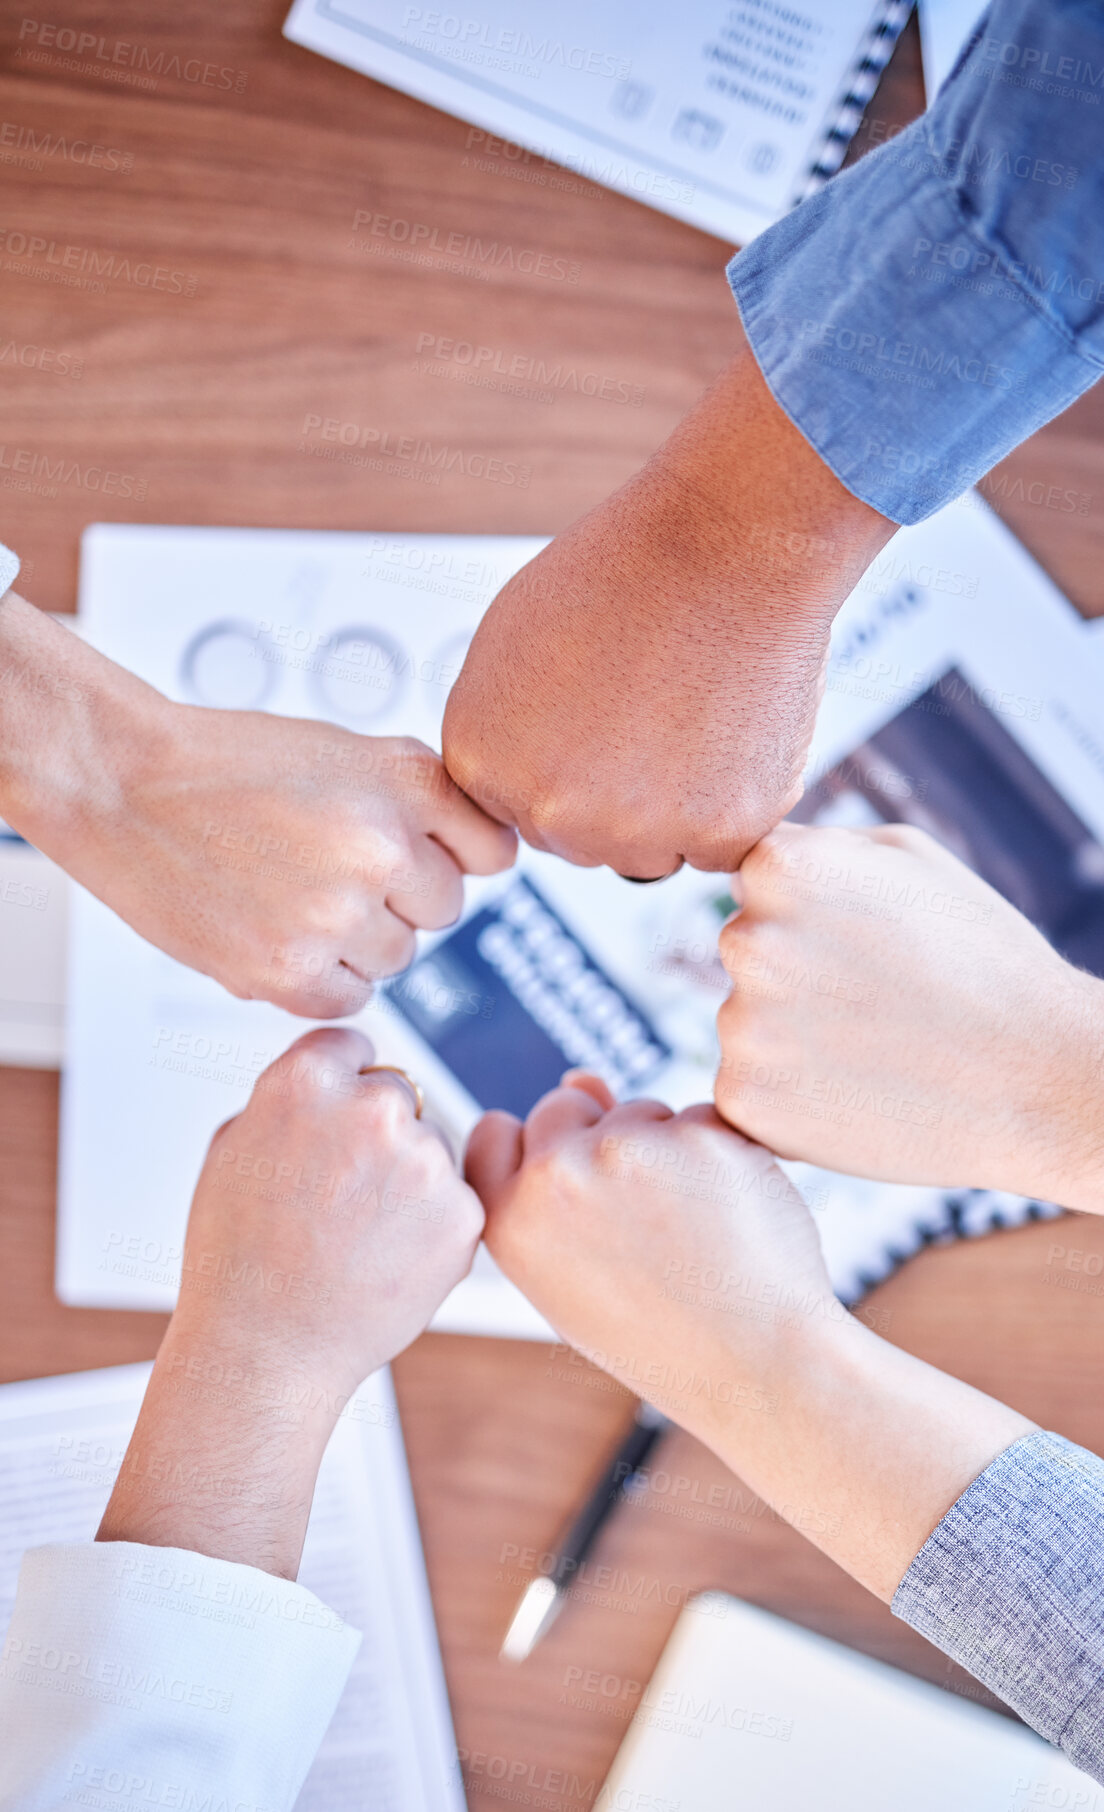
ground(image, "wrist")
xmin=702 ymin=1308 xmax=1033 ymax=1603
xmin=646 ymin=336 xmax=895 ymax=624
xmin=98 ymin=1316 xmax=339 ymax=1579
xmin=156 ymin=1306 xmax=346 ymax=1445
xmin=0 ymin=593 xmax=166 ymax=853
xmin=675 ymin=1283 xmax=850 ymax=1455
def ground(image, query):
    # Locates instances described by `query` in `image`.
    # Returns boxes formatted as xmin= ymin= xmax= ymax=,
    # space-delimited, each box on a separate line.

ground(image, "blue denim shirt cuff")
xmin=893 ymin=1429 xmax=1104 ymax=1779
xmin=725 ymin=124 xmax=1102 ymax=525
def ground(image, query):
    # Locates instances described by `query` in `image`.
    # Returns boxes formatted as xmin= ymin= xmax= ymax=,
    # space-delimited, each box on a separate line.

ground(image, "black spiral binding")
xmin=802 ymin=0 xmax=914 ymax=198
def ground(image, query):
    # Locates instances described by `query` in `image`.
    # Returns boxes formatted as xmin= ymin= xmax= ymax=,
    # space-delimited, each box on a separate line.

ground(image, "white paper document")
xmin=57 ymin=506 xmax=1104 ymax=1323
xmin=283 ymin=0 xmax=909 ymax=245
xmin=0 ymin=1362 xmax=464 ymax=1811
xmin=0 ymin=837 xmax=67 ymax=1068
xmin=599 ymin=1592 xmax=1101 ymax=1809
xmin=0 ymin=616 xmax=84 ymax=1069
xmin=917 ymin=0 xmax=988 ymax=101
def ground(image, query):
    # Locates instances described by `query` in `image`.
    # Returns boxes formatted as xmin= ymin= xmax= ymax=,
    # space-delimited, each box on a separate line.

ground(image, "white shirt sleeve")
xmin=0 ymin=1542 xmax=361 ymax=1810
xmin=0 ymin=544 xmax=20 ymax=599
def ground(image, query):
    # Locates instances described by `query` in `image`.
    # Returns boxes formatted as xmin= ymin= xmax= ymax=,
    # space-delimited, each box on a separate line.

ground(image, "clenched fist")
xmin=99 ymin=1026 xmax=484 ymax=1577
xmin=176 ymin=1026 xmax=485 ymax=1388
xmin=715 ymin=822 xmax=1104 ymax=1213
xmin=0 ymin=591 xmax=516 ymax=1017
xmin=466 ymin=1072 xmax=832 ymax=1445
xmin=444 ymin=333 xmax=892 ymax=879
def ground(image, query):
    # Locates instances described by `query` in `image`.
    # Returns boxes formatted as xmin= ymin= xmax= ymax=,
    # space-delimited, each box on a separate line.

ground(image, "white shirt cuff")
xmin=0 ymin=1542 xmax=362 ymax=1810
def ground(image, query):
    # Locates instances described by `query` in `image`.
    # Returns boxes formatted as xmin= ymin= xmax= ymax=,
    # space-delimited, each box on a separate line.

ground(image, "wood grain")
xmin=1 ymin=7 xmax=1102 ymax=1806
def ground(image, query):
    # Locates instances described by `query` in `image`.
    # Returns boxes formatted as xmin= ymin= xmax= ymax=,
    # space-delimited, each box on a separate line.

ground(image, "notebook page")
xmin=0 ymin=1366 xmax=145 ymax=1604
xmin=599 ymin=1592 xmax=1102 ymax=1810
xmin=284 ymin=0 xmax=906 ymax=244
xmin=294 ymin=1371 xmax=464 ymax=1810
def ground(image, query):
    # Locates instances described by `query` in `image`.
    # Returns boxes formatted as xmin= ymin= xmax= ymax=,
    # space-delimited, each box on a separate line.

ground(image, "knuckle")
xmin=362 ymin=913 xmax=416 ymax=978
xmin=295 ymin=1050 xmax=339 ymax=1096
xmin=694 ymin=809 xmax=766 ymax=871
xmin=378 ymin=830 xmax=416 ymax=879
xmin=376 ymin=924 xmax=417 ymax=977
xmin=625 ymin=1096 xmax=668 ymax=1119
xmin=269 ymin=1061 xmax=330 ymax=1116
xmin=874 ymin=821 xmax=933 ymax=857
xmin=394 ymin=733 xmax=433 ymax=766
xmin=360 ymin=1080 xmax=410 ymax=1132
xmin=407 ymin=1130 xmax=450 ymax=1181
xmin=422 ymin=857 xmax=464 ymax=918
xmin=275 ymin=1027 xmax=331 ymax=1069
xmin=299 ymin=890 xmax=355 ymax=941
xmin=396 ymin=737 xmax=445 ymax=793
xmin=526 ymin=789 xmax=570 ymax=836
xmin=527 ymin=1146 xmax=571 ymax=1197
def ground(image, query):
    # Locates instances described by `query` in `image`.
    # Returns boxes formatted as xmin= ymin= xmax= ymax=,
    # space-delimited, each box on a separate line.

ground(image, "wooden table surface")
xmin=1 ymin=6 xmax=1103 ymax=1805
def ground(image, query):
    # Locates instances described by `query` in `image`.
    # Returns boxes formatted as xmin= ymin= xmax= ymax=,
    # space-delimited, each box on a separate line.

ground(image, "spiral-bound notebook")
xmin=283 ymin=0 xmax=911 ymax=246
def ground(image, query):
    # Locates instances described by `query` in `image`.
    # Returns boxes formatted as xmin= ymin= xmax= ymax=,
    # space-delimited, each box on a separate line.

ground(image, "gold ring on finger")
xmin=358 ymin=1063 xmax=425 ymax=1119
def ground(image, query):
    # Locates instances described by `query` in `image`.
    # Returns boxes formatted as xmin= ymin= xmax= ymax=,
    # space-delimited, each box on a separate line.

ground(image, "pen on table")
xmin=500 ymin=1401 xmax=670 ymax=1663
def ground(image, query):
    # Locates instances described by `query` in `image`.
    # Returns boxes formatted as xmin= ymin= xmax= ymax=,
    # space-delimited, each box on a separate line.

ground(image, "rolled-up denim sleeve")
xmin=727 ymin=0 xmax=1104 ymax=524
xmin=893 ymin=1431 xmax=1104 ymax=1782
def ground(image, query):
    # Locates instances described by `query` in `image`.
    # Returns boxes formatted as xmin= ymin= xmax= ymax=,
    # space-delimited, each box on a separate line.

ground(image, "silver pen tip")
xmin=500 ymin=1575 xmax=562 ymax=1664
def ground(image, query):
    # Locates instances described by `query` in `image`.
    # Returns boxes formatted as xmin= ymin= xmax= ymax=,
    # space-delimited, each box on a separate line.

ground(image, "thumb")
xmin=464 ymin=1110 xmax=524 ymax=1213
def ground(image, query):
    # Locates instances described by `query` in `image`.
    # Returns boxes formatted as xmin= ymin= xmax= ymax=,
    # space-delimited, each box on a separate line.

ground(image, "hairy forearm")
xmin=0 ymin=591 xmax=164 ymax=853
xmin=701 ymin=1316 xmax=1033 ymax=1604
xmin=97 ymin=1320 xmax=338 ymax=1581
